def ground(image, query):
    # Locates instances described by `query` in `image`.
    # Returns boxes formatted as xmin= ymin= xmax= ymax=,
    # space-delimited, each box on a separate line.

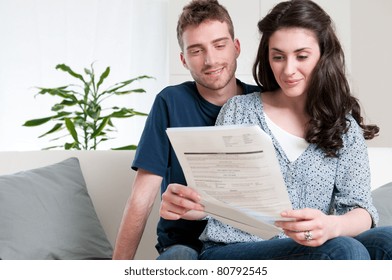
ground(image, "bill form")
xmin=166 ymin=125 xmax=293 ymax=239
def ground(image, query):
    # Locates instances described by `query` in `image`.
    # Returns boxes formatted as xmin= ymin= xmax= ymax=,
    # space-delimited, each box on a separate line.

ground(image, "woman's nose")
xmin=283 ymin=58 xmax=296 ymax=76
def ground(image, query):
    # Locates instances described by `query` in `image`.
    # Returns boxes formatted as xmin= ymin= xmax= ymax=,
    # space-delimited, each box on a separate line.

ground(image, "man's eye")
xmin=189 ymin=49 xmax=202 ymax=55
xmin=215 ymin=44 xmax=226 ymax=49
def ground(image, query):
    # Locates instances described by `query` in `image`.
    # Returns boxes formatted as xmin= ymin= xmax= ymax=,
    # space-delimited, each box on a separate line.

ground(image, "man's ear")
xmin=234 ymin=38 xmax=241 ymax=59
xmin=180 ymin=52 xmax=189 ymax=69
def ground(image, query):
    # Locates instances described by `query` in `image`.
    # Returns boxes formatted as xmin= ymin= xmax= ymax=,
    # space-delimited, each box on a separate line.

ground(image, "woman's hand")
xmin=274 ymin=208 xmax=338 ymax=247
xmin=160 ymin=183 xmax=206 ymax=221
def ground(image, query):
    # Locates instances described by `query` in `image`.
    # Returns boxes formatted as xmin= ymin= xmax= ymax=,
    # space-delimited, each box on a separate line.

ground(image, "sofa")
xmin=0 ymin=150 xmax=159 ymax=260
xmin=0 ymin=148 xmax=391 ymax=260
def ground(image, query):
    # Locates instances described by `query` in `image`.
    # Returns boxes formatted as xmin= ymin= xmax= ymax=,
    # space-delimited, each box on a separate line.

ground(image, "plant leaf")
xmin=52 ymin=111 xmax=73 ymax=120
xmin=102 ymin=75 xmax=154 ymax=94
xmin=64 ymin=142 xmax=79 ymax=150
xmin=59 ymin=99 xmax=78 ymax=106
xmin=42 ymin=145 xmax=64 ymax=150
xmin=65 ymin=118 xmax=79 ymax=142
xmin=51 ymin=104 xmax=64 ymax=111
xmin=91 ymin=117 xmax=110 ymax=138
xmin=36 ymin=87 xmax=79 ymax=100
xmin=56 ymin=64 xmax=85 ymax=83
xmin=108 ymin=108 xmax=148 ymax=118
xmin=111 ymin=144 xmax=138 ymax=150
xmin=113 ymin=88 xmax=146 ymax=95
xmin=23 ymin=116 xmax=53 ymax=126
xmin=97 ymin=67 xmax=110 ymax=90
xmin=38 ymin=123 xmax=63 ymax=138
xmin=36 ymin=86 xmax=68 ymax=95
xmin=84 ymin=68 xmax=92 ymax=75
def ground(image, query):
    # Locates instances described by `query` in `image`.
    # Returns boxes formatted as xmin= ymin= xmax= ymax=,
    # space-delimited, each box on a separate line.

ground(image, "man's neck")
xmin=196 ymin=79 xmax=242 ymax=106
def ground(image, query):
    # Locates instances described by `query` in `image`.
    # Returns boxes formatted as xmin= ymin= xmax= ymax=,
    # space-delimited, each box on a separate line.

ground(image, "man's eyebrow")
xmin=186 ymin=37 xmax=230 ymax=50
xmin=212 ymin=37 xmax=230 ymax=44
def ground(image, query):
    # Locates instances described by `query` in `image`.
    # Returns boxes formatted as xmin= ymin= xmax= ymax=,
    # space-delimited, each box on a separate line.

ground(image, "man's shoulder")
xmin=155 ymin=81 xmax=200 ymax=107
xmin=159 ymin=81 xmax=196 ymax=96
xmin=236 ymin=79 xmax=261 ymax=94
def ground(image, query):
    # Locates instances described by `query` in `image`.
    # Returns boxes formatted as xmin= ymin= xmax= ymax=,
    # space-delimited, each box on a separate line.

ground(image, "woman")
xmin=161 ymin=0 xmax=392 ymax=259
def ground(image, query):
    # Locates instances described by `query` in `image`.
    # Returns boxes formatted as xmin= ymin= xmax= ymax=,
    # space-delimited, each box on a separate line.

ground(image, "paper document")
xmin=166 ymin=125 xmax=293 ymax=239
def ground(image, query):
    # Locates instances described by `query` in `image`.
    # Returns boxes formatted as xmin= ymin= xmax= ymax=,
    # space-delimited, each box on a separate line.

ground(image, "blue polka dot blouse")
xmin=199 ymin=92 xmax=379 ymax=244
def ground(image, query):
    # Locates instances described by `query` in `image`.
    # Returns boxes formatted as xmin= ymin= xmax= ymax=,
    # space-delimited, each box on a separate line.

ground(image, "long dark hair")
xmin=252 ymin=0 xmax=379 ymax=157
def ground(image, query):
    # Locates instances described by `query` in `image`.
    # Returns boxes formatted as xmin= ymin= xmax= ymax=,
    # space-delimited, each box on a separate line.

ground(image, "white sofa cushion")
xmin=368 ymin=147 xmax=392 ymax=190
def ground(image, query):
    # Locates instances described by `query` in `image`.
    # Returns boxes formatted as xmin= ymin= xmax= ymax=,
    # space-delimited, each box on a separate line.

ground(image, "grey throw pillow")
xmin=0 ymin=157 xmax=113 ymax=260
xmin=372 ymin=182 xmax=392 ymax=227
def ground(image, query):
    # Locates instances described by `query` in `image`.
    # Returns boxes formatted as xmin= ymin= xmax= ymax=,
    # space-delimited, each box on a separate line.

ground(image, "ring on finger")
xmin=304 ymin=230 xmax=313 ymax=241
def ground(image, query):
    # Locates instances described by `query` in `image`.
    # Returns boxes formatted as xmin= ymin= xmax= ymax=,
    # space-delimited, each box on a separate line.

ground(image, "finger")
xmin=160 ymin=201 xmax=186 ymax=220
xmin=280 ymin=208 xmax=316 ymax=220
xmin=160 ymin=208 xmax=182 ymax=220
xmin=284 ymin=229 xmax=321 ymax=247
xmin=169 ymin=184 xmax=201 ymax=203
xmin=275 ymin=219 xmax=313 ymax=233
xmin=162 ymin=187 xmax=204 ymax=212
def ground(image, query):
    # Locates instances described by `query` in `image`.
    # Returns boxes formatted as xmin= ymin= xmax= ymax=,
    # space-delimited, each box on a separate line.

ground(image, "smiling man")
xmin=113 ymin=0 xmax=260 ymax=260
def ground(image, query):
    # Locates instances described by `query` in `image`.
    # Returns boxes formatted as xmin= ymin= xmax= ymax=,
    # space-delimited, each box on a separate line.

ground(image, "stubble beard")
xmin=193 ymin=62 xmax=237 ymax=92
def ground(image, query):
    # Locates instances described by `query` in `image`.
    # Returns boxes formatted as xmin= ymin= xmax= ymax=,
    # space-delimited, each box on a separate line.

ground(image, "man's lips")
xmin=205 ymin=67 xmax=224 ymax=75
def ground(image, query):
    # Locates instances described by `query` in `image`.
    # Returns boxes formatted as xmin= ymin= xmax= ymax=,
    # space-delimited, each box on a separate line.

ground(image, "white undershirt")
xmin=264 ymin=113 xmax=309 ymax=162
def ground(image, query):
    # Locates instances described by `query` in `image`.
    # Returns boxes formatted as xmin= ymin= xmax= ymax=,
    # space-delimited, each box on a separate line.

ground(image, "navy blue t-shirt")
xmin=132 ymin=80 xmax=260 ymax=253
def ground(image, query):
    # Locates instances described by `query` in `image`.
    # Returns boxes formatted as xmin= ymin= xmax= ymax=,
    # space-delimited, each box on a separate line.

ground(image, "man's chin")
xmin=198 ymin=78 xmax=232 ymax=90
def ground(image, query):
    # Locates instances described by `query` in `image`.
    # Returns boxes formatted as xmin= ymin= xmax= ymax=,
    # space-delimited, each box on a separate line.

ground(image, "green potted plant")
xmin=23 ymin=63 xmax=153 ymax=150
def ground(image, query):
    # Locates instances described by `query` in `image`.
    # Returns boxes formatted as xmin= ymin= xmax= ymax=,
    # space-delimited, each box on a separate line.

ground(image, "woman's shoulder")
xmin=345 ymin=114 xmax=363 ymax=135
xmin=341 ymin=114 xmax=366 ymax=149
xmin=217 ymin=92 xmax=264 ymax=125
xmin=226 ymin=91 xmax=261 ymax=106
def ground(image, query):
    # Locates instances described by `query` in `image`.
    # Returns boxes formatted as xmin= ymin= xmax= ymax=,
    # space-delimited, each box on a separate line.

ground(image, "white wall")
xmin=0 ymin=0 xmax=390 ymax=151
xmin=351 ymin=0 xmax=392 ymax=147
xmin=0 ymin=0 xmax=168 ymax=151
xmin=169 ymin=0 xmax=391 ymax=147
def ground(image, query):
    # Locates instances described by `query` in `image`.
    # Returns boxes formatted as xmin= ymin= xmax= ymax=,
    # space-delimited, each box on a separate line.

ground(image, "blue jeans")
xmin=199 ymin=226 xmax=392 ymax=260
xmin=156 ymin=244 xmax=199 ymax=260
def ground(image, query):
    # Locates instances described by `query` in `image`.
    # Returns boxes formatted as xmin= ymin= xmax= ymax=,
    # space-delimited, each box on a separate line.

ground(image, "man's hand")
xmin=160 ymin=184 xmax=206 ymax=220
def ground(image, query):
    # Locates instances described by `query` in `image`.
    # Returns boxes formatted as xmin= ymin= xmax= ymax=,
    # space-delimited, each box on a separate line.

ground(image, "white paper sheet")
xmin=166 ymin=125 xmax=293 ymax=239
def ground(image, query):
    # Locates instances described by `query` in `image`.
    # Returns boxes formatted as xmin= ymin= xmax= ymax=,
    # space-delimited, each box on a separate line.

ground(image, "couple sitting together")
xmin=113 ymin=0 xmax=392 ymax=260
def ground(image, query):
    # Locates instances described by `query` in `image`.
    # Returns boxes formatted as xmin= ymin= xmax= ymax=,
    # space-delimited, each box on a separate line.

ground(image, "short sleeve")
xmin=132 ymin=94 xmax=171 ymax=177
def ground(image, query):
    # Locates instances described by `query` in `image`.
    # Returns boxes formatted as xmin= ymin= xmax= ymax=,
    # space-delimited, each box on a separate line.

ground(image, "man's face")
xmin=180 ymin=20 xmax=240 ymax=95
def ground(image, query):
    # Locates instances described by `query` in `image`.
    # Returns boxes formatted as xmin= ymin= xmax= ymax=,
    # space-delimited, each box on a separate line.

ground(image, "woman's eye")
xmin=272 ymin=55 xmax=284 ymax=61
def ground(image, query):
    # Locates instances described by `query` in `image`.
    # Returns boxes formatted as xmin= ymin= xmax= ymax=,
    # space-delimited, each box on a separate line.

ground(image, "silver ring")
xmin=304 ymin=230 xmax=313 ymax=241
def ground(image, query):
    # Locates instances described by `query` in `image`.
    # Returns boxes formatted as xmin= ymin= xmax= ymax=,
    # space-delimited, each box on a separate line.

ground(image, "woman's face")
xmin=268 ymin=27 xmax=320 ymax=98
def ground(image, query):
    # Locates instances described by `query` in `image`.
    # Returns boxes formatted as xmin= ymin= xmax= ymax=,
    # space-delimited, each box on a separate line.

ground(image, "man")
xmin=113 ymin=0 xmax=260 ymax=260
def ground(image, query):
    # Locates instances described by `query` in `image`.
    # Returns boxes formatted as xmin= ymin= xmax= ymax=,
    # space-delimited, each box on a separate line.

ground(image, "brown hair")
xmin=252 ymin=0 xmax=379 ymax=157
xmin=177 ymin=0 xmax=234 ymax=51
